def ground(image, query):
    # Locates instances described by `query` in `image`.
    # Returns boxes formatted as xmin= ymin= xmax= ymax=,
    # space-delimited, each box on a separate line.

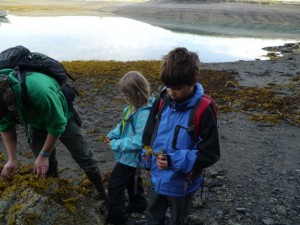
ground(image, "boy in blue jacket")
xmin=142 ymin=47 xmax=220 ymax=225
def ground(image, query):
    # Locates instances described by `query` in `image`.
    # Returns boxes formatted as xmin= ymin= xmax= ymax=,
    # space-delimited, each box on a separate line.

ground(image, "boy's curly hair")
xmin=161 ymin=47 xmax=200 ymax=87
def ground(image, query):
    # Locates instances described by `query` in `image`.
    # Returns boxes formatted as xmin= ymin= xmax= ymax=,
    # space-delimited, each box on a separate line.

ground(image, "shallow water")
xmin=0 ymin=15 xmax=298 ymax=63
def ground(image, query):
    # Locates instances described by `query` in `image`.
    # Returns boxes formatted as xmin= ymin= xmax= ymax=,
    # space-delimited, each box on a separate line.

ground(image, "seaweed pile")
xmin=0 ymin=154 xmax=106 ymax=225
xmin=63 ymin=60 xmax=300 ymax=125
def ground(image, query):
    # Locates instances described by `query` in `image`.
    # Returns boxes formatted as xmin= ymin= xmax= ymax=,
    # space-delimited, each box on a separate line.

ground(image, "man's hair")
xmin=119 ymin=71 xmax=150 ymax=109
xmin=0 ymin=76 xmax=15 ymax=118
xmin=161 ymin=47 xmax=200 ymax=87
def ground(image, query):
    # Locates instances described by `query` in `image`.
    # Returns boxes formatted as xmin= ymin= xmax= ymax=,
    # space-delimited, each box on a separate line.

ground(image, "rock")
xmin=192 ymin=197 xmax=206 ymax=209
xmin=262 ymin=218 xmax=275 ymax=225
xmin=235 ymin=208 xmax=246 ymax=214
xmin=276 ymin=205 xmax=287 ymax=215
xmin=187 ymin=214 xmax=204 ymax=225
xmin=0 ymin=175 xmax=105 ymax=225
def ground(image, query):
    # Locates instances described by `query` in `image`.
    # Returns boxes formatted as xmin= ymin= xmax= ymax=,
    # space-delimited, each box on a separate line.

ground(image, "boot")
xmin=84 ymin=166 xmax=109 ymax=203
xmin=46 ymin=168 xmax=59 ymax=178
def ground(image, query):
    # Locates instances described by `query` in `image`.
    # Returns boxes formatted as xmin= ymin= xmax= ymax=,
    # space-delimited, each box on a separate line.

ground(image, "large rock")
xmin=0 ymin=174 xmax=105 ymax=225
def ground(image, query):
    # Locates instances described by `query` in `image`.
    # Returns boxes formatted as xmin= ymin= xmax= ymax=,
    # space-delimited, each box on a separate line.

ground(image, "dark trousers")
xmin=107 ymin=162 xmax=147 ymax=224
xmin=147 ymin=189 xmax=193 ymax=225
xmin=29 ymin=109 xmax=98 ymax=176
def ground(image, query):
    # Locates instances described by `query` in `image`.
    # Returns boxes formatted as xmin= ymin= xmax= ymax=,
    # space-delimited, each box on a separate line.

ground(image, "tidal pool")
xmin=0 ymin=15 xmax=297 ymax=62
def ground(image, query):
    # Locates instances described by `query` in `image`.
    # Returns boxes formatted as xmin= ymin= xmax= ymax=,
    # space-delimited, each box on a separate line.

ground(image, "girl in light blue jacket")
xmin=105 ymin=71 xmax=153 ymax=225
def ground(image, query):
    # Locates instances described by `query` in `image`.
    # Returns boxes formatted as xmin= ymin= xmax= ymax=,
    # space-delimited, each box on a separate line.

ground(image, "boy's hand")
xmin=156 ymin=155 xmax=168 ymax=170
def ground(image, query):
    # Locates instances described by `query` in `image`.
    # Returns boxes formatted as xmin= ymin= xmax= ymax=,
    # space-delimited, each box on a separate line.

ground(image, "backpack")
xmin=157 ymin=93 xmax=218 ymax=143
xmin=0 ymin=45 xmax=78 ymax=104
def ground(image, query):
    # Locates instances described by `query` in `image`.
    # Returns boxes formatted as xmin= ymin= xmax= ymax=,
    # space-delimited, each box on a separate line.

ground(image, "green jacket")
xmin=0 ymin=69 xmax=70 ymax=137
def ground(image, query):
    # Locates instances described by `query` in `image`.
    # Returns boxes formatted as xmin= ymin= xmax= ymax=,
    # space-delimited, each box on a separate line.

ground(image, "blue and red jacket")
xmin=142 ymin=83 xmax=220 ymax=197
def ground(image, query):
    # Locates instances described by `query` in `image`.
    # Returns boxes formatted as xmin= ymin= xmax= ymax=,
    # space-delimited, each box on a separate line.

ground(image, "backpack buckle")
xmin=187 ymin=125 xmax=195 ymax=133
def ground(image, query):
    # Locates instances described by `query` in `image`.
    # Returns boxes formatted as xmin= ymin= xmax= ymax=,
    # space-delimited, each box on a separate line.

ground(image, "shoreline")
xmin=114 ymin=2 xmax=300 ymax=39
xmin=1 ymin=1 xmax=300 ymax=39
xmin=1 ymin=0 xmax=299 ymax=85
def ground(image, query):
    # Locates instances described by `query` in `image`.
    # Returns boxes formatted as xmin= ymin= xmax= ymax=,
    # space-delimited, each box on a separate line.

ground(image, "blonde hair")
xmin=119 ymin=71 xmax=150 ymax=109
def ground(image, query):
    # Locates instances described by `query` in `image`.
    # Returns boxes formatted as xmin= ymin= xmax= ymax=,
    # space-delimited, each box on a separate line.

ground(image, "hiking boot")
xmin=125 ymin=203 xmax=147 ymax=214
xmin=46 ymin=168 xmax=59 ymax=178
xmin=105 ymin=213 xmax=128 ymax=225
xmin=84 ymin=167 xmax=108 ymax=203
xmin=98 ymin=189 xmax=109 ymax=202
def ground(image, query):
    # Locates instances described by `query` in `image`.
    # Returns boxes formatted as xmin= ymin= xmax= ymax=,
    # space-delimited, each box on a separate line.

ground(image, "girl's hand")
xmin=145 ymin=170 xmax=151 ymax=178
xmin=104 ymin=137 xmax=111 ymax=150
xmin=104 ymin=137 xmax=110 ymax=144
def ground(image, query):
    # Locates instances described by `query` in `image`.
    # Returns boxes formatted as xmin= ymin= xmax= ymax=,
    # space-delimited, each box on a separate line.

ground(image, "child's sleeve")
xmin=110 ymin=109 xmax=150 ymax=152
xmin=106 ymin=107 xmax=128 ymax=140
xmin=141 ymin=147 xmax=152 ymax=170
xmin=106 ymin=122 xmax=122 ymax=140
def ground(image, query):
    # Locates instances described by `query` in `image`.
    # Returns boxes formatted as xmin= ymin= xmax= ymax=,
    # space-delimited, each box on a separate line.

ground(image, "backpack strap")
xmin=14 ymin=66 xmax=32 ymax=105
xmin=126 ymin=106 xmax=151 ymax=134
xmin=189 ymin=94 xmax=217 ymax=200
xmin=188 ymin=94 xmax=215 ymax=142
xmin=156 ymin=94 xmax=169 ymax=120
xmin=149 ymin=94 xmax=170 ymax=147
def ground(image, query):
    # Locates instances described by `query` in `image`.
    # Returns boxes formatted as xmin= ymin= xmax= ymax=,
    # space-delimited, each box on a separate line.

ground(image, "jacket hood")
xmin=134 ymin=96 xmax=155 ymax=114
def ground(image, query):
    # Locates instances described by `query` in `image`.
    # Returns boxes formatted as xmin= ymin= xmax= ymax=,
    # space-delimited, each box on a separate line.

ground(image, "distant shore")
xmin=1 ymin=1 xmax=300 ymax=38
xmin=114 ymin=1 xmax=300 ymax=39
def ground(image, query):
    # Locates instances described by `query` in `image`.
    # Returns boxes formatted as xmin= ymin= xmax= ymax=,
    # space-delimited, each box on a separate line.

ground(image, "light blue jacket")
xmin=107 ymin=99 xmax=154 ymax=168
xmin=142 ymin=83 xmax=205 ymax=197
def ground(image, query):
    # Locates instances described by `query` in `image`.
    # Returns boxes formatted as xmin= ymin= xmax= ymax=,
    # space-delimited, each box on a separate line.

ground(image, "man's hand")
xmin=1 ymin=159 xmax=18 ymax=179
xmin=33 ymin=155 xmax=49 ymax=178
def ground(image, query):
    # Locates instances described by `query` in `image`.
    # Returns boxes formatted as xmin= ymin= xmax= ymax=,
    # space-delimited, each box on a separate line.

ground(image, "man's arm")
xmin=33 ymin=134 xmax=59 ymax=178
xmin=1 ymin=129 xmax=18 ymax=178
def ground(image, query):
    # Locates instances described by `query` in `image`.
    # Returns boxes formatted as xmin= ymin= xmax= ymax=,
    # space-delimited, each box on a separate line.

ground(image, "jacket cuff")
xmin=165 ymin=154 xmax=171 ymax=168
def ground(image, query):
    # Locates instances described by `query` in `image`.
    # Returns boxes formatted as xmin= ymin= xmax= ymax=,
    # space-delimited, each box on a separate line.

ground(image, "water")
xmin=0 ymin=15 xmax=298 ymax=63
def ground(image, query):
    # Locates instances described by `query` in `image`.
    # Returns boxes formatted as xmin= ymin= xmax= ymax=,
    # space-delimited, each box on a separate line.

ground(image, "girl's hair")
xmin=119 ymin=71 xmax=150 ymax=109
xmin=161 ymin=47 xmax=200 ymax=87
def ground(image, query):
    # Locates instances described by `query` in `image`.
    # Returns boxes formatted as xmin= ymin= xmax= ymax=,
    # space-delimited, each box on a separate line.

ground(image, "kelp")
xmin=63 ymin=60 xmax=161 ymax=84
xmin=0 ymin=2 xmax=87 ymax=15
xmin=0 ymin=160 xmax=107 ymax=225
xmin=62 ymin=60 xmax=299 ymax=125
